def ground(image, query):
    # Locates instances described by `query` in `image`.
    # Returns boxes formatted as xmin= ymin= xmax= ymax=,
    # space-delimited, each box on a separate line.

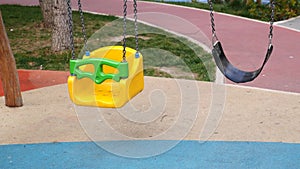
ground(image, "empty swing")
xmin=67 ymin=0 xmax=144 ymax=108
xmin=208 ymin=0 xmax=275 ymax=83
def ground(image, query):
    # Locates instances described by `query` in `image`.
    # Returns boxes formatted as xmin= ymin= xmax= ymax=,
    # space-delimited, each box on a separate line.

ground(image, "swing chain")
xmin=67 ymin=0 xmax=76 ymax=60
xmin=122 ymin=0 xmax=128 ymax=62
xmin=78 ymin=0 xmax=88 ymax=52
xmin=133 ymin=0 xmax=139 ymax=54
xmin=209 ymin=0 xmax=275 ymax=46
xmin=268 ymin=0 xmax=275 ymax=46
xmin=208 ymin=0 xmax=218 ymax=43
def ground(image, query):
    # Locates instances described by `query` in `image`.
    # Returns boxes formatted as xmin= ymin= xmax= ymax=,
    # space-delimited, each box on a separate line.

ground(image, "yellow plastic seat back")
xmin=68 ymin=46 xmax=144 ymax=108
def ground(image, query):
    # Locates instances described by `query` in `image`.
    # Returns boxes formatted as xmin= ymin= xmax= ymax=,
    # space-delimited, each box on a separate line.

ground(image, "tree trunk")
xmin=0 ymin=11 xmax=23 ymax=107
xmin=256 ymin=0 xmax=262 ymax=4
xmin=39 ymin=0 xmax=54 ymax=28
xmin=51 ymin=0 xmax=71 ymax=52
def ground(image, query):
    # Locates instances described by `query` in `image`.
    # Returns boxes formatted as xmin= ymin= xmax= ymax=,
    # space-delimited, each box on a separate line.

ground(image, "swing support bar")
xmin=70 ymin=58 xmax=129 ymax=84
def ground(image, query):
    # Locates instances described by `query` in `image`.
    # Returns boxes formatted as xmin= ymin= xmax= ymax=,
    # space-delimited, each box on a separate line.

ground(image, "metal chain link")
xmin=122 ymin=0 xmax=128 ymax=62
xmin=69 ymin=0 xmax=136 ymax=61
xmin=133 ymin=0 xmax=139 ymax=55
xmin=268 ymin=0 xmax=275 ymax=46
xmin=67 ymin=0 xmax=76 ymax=60
xmin=78 ymin=0 xmax=88 ymax=52
xmin=208 ymin=0 xmax=218 ymax=43
xmin=208 ymin=0 xmax=275 ymax=45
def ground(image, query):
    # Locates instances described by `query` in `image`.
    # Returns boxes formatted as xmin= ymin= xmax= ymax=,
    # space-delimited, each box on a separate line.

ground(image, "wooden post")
xmin=0 ymin=11 xmax=23 ymax=107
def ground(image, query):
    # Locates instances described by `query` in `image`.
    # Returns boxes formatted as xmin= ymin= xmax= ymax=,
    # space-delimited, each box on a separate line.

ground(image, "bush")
xmin=227 ymin=0 xmax=244 ymax=8
xmin=273 ymin=0 xmax=300 ymax=20
xmin=247 ymin=0 xmax=300 ymax=21
xmin=211 ymin=0 xmax=225 ymax=4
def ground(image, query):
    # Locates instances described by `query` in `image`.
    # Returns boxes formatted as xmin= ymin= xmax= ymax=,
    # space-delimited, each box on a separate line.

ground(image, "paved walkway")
xmin=80 ymin=0 xmax=300 ymax=93
xmin=276 ymin=16 xmax=300 ymax=32
xmin=0 ymin=78 xmax=299 ymax=168
xmin=1 ymin=0 xmax=300 ymax=93
xmin=81 ymin=0 xmax=300 ymax=93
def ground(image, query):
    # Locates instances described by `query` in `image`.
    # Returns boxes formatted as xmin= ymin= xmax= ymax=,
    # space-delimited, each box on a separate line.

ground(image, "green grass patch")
xmin=0 ymin=5 xmax=215 ymax=81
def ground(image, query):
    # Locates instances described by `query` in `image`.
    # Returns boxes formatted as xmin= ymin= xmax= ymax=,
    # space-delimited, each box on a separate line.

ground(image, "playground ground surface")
xmin=0 ymin=1 xmax=300 ymax=168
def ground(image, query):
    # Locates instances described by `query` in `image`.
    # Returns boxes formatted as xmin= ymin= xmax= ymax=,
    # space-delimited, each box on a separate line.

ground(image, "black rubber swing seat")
xmin=212 ymin=41 xmax=273 ymax=83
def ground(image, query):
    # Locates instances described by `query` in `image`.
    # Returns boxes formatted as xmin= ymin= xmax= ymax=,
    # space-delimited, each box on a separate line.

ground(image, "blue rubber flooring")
xmin=1 ymin=140 xmax=300 ymax=169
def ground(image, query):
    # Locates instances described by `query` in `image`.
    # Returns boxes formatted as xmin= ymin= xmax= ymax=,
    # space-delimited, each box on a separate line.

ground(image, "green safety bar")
xmin=70 ymin=58 xmax=129 ymax=84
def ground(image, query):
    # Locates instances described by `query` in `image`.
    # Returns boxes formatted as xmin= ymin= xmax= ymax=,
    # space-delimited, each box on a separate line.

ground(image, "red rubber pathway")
xmin=1 ymin=0 xmax=299 ymax=93
xmin=0 ymin=70 xmax=68 ymax=96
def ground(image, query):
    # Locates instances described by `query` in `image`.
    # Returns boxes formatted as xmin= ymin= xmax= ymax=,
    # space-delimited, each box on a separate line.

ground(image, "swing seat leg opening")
xmin=68 ymin=46 xmax=144 ymax=108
